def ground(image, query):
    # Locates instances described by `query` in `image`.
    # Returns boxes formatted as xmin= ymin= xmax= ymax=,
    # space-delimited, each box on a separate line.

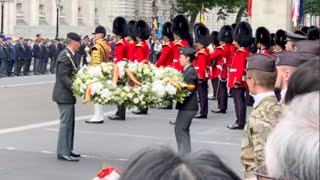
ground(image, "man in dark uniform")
xmin=33 ymin=38 xmax=43 ymax=75
xmin=175 ymin=47 xmax=198 ymax=154
xmin=78 ymin=35 xmax=91 ymax=66
xmin=49 ymin=39 xmax=59 ymax=74
xmin=227 ymin=22 xmax=252 ymax=130
xmin=23 ymin=39 xmax=33 ymax=75
xmin=41 ymin=39 xmax=50 ymax=74
xmin=255 ymin=27 xmax=272 ymax=55
xmin=193 ymin=23 xmax=211 ymax=119
xmin=285 ymin=32 xmax=307 ymax=51
xmin=0 ymin=36 xmax=8 ymax=77
xmin=6 ymin=37 xmax=16 ymax=77
xmin=108 ymin=16 xmax=129 ymax=121
xmin=0 ymin=37 xmax=5 ymax=77
xmin=52 ymin=32 xmax=81 ymax=162
xmin=14 ymin=37 xmax=26 ymax=76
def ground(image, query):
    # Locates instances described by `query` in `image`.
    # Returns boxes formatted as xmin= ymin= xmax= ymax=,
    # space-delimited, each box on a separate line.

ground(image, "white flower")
xmin=127 ymin=63 xmax=138 ymax=72
xmin=143 ymin=68 xmax=151 ymax=75
xmin=117 ymin=61 xmax=127 ymax=78
xmin=154 ymin=69 xmax=164 ymax=79
xmin=88 ymin=66 xmax=103 ymax=77
xmin=90 ymin=82 xmax=104 ymax=95
xmin=101 ymin=89 xmax=113 ymax=101
xmin=151 ymin=80 xmax=166 ymax=98
xmin=133 ymin=98 xmax=139 ymax=104
xmin=165 ymin=84 xmax=177 ymax=95
xmin=127 ymin=93 xmax=134 ymax=99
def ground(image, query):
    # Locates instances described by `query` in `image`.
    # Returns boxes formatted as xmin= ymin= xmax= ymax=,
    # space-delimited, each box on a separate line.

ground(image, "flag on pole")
xmin=291 ymin=0 xmax=301 ymax=28
xmin=200 ymin=3 xmax=205 ymax=24
xmin=248 ymin=0 xmax=252 ymax=18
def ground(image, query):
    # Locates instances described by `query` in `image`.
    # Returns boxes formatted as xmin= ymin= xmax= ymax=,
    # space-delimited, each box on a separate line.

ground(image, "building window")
xmin=16 ymin=2 xmax=27 ymax=25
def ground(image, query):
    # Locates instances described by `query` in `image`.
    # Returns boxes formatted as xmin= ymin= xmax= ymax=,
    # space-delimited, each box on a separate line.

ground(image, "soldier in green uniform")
xmin=240 ymin=54 xmax=282 ymax=178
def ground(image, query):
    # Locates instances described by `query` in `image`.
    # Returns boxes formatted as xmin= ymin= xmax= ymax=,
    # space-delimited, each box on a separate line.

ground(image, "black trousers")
xmin=211 ymin=78 xmax=218 ymax=98
xmin=7 ymin=60 xmax=14 ymax=76
xmin=0 ymin=58 xmax=6 ymax=76
xmin=34 ymin=58 xmax=42 ymax=75
xmin=41 ymin=58 xmax=49 ymax=74
xmin=116 ymin=104 xmax=126 ymax=118
xmin=198 ymin=80 xmax=208 ymax=116
xmin=245 ymin=88 xmax=254 ymax=106
xmin=231 ymin=88 xmax=247 ymax=126
xmin=23 ymin=58 xmax=32 ymax=75
xmin=50 ymin=58 xmax=56 ymax=73
xmin=215 ymin=79 xmax=228 ymax=111
xmin=14 ymin=58 xmax=24 ymax=75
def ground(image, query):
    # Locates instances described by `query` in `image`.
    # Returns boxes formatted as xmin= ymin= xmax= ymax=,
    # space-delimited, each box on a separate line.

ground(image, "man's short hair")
xmin=247 ymin=69 xmax=277 ymax=89
xmin=120 ymin=145 xmax=241 ymax=180
xmin=266 ymin=92 xmax=319 ymax=180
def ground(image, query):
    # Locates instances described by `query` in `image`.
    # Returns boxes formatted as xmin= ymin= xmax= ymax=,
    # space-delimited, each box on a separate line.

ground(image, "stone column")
xmin=4 ymin=0 xmax=16 ymax=36
xmin=251 ymin=0 xmax=292 ymax=33
xmin=49 ymin=0 xmax=57 ymax=26
xmin=80 ymin=0 xmax=95 ymax=27
xmin=63 ymin=0 xmax=78 ymax=26
xmin=29 ymin=0 xmax=40 ymax=26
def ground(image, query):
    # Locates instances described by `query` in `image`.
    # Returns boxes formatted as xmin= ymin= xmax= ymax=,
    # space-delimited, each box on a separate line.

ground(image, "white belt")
xmin=194 ymin=67 xmax=199 ymax=70
xmin=216 ymin=65 xmax=222 ymax=70
xmin=173 ymin=59 xmax=178 ymax=63
xmin=230 ymin=68 xmax=237 ymax=72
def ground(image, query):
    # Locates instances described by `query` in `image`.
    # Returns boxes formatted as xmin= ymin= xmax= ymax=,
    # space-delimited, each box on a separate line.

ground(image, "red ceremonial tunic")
xmin=127 ymin=40 xmax=136 ymax=62
xmin=227 ymin=43 xmax=237 ymax=67
xmin=172 ymin=39 xmax=189 ymax=71
xmin=210 ymin=44 xmax=230 ymax=80
xmin=155 ymin=41 xmax=174 ymax=68
xmin=114 ymin=38 xmax=129 ymax=64
xmin=193 ymin=47 xmax=210 ymax=81
xmin=227 ymin=47 xmax=250 ymax=88
xmin=135 ymin=40 xmax=150 ymax=63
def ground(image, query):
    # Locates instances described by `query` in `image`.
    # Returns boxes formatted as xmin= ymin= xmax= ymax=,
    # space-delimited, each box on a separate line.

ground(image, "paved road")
xmin=0 ymin=75 xmax=248 ymax=180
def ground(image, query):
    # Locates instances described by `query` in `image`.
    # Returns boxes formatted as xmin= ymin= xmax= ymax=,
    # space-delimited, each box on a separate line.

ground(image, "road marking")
xmin=0 ymin=81 xmax=55 ymax=88
xmin=0 ymin=111 xmax=117 ymax=135
xmin=46 ymin=128 xmax=240 ymax=147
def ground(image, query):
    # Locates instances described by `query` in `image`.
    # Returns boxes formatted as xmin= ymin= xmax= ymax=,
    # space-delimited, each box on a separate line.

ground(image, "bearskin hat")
xmin=218 ymin=25 xmax=233 ymax=44
xmin=300 ymin=26 xmax=309 ymax=35
xmin=211 ymin=31 xmax=219 ymax=46
xmin=112 ymin=17 xmax=128 ymax=37
xmin=231 ymin=23 xmax=237 ymax=30
xmin=233 ymin=21 xmax=252 ymax=47
xmin=127 ymin=20 xmax=136 ymax=38
xmin=307 ymin=26 xmax=320 ymax=40
xmin=162 ymin=22 xmax=174 ymax=41
xmin=275 ymin=29 xmax=287 ymax=50
xmin=255 ymin=26 xmax=271 ymax=48
xmin=294 ymin=30 xmax=306 ymax=36
xmin=133 ymin=20 xmax=150 ymax=41
xmin=270 ymin=33 xmax=275 ymax=46
xmin=194 ymin=24 xmax=211 ymax=47
xmin=171 ymin=15 xmax=189 ymax=38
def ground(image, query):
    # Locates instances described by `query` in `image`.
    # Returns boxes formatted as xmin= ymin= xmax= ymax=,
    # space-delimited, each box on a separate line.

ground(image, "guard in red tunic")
xmin=273 ymin=29 xmax=287 ymax=53
xmin=133 ymin=20 xmax=150 ymax=64
xmin=227 ymin=22 xmax=252 ymax=130
xmin=255 ymin=26 xmax=272 ymax=55
xmin=155 ymin=22 xmax=174 ymax=68
xmin=132 ymin=20 xmax=150 ymax=115
xmin=127 ymin=20 xmax=136 ymax=62
xmin=210 ymin=25 xmax=233 ymax=114
xmin=193 ymin=24 xmax=211 ymax=119
xmin=208 ymin=31 xmax=219 ymax=100
xmin=108 ymin=16 xmax=129 ymax=121
xmin=171 ymin=15 xmax=192 ymax=72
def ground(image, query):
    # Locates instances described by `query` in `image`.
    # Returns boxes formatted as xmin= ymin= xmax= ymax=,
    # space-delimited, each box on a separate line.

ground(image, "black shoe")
xmin=70 ymin=152 xmax=81 ymax=158
xmin=57 ymin=154 xmax=79 ymax=162
xmin=108 ymin=115 xmax=125 ymax=121
xmin=159 ymin=106 xmax=173 ymax=110
xmin=227 ymin=124 xmax=244 ymax=130
xmin=169 ymin=121 xmax=176 ymax=125
xmin=228 ymin=93 xmax=233 ymax=98
xmin=195 ymin=114 xmax=207 ymax=119
xmin=211 ymin=109 xmax=226 ymax=114
xmin=132 ymin=110 xmax=148 ymax=115
xmin=85 ymin=120 xmax=104 ymax=124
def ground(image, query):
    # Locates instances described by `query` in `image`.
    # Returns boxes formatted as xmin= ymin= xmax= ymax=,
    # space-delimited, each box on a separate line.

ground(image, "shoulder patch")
xmin=116 ymin=39 xmax=124 ymax=45
xmin=197 ymin=48 xmax=208 ymax=56
xmin=217 ymin=46 xmax=224 ymax=51
xmin=236 ymin=47 xmax=245 ymax=53
xmin=135 ymin=42 xmax=143 ymax=47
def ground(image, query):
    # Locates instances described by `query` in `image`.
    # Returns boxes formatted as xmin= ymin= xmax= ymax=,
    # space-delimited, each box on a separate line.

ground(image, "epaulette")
xmin=174 ymin=39 xmax=182 ymax=46
xmin=216 ymin=46 xmax=224 ymax=51
xmin=116 ymin=39 xmax=124 ymax=45
xmin=135 ymin=42 xmax=143 ymax=47
xmin=197 ymin=48 xmax=208 ymax=56
xmin=236 ymin=47 xmax=245 ymax=53
xmin=91 ymin=46 xmax=98 ymax=51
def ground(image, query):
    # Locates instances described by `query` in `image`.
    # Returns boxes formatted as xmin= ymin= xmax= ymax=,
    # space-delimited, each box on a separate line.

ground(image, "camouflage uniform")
xmin=241 ymin=96 xmax=281 ymax=178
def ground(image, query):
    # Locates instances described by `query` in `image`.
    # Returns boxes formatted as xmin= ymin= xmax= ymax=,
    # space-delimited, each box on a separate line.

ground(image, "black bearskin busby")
xmin=134 ymin=20 xmax=150 ymax=41
xmin=162 ymin=22 xmax=174 ymax=41
xmin=275 ymin=29 xmax=287 ymax=50
xmin=194 ymin=23 xmax=211 ymax=47
xmin=233 ymin=21 xmax=252 ymax=47
xmin=294 ymin=30 xmax=306 ymax=36
xmin=255 ymin=26 xmax=271 ymax=48
xmin=172 ymin=15 xmax=193 ymax=46
xmin=211 ymin=31 xmax=219 ymax=46
xmin=270 ymin=33 xmax=275 ymax=46
xmin=127 ymin=20 xmax=136 ymax=39
xmin=300 ymin=26 xmax=309 ymax=35
xmin=112 ymin=16 xmax=128 ymax=38
xmin=218 ymin=25 xmax=233 ymax=44
xmin=307 ymin=26 xmax=320 ymax=40
xmin=231 ymin=23 xmax=237 ymax=30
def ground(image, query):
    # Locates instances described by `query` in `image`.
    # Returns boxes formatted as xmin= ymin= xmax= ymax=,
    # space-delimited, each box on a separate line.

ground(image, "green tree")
xmin=304 ymin=0 xmax=320 ymax=16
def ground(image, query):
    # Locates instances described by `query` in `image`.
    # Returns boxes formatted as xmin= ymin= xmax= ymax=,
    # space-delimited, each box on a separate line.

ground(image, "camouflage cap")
xmin=274 ymin=51 xmax=308 ymax=67
xmin=246 ymin=54 xmax=276 ymax=72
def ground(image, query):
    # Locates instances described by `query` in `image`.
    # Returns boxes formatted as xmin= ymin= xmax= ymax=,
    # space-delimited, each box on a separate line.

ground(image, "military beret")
xmin=179 ymin=47 xmax=196 ymax=56
xmin=274 ymin=51 xmax=308 ymax=67
xmin=294 ymin=40 xmax=320 ymax=56
xmin=51 ymin=39 xmax=57 ymax=43
xmin=246 ymin=54 xmax=276 ymax=72
xmin=92 ymin=25 xmax=106 ymax=35
xmin=67 ymin=32 xmax=81 ymax=41
xmin=2 ymin=36 xmax=8 ymax=41
xmin=286 ymin=32 xmax=307 ymax=42
xmin=82 ymin=35 xmax=89 ymax=39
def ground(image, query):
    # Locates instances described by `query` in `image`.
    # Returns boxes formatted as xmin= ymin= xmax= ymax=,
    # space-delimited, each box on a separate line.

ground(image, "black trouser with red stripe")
xmin=198 ymin=80 xmax=208 ymax=116
xmin=211 ymin=78 xmax=218 ymax=98
xmin=231 ymin=88 xmax=246 ymax=126
xmin=216 ymin=79 xmax=228 ymax=111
